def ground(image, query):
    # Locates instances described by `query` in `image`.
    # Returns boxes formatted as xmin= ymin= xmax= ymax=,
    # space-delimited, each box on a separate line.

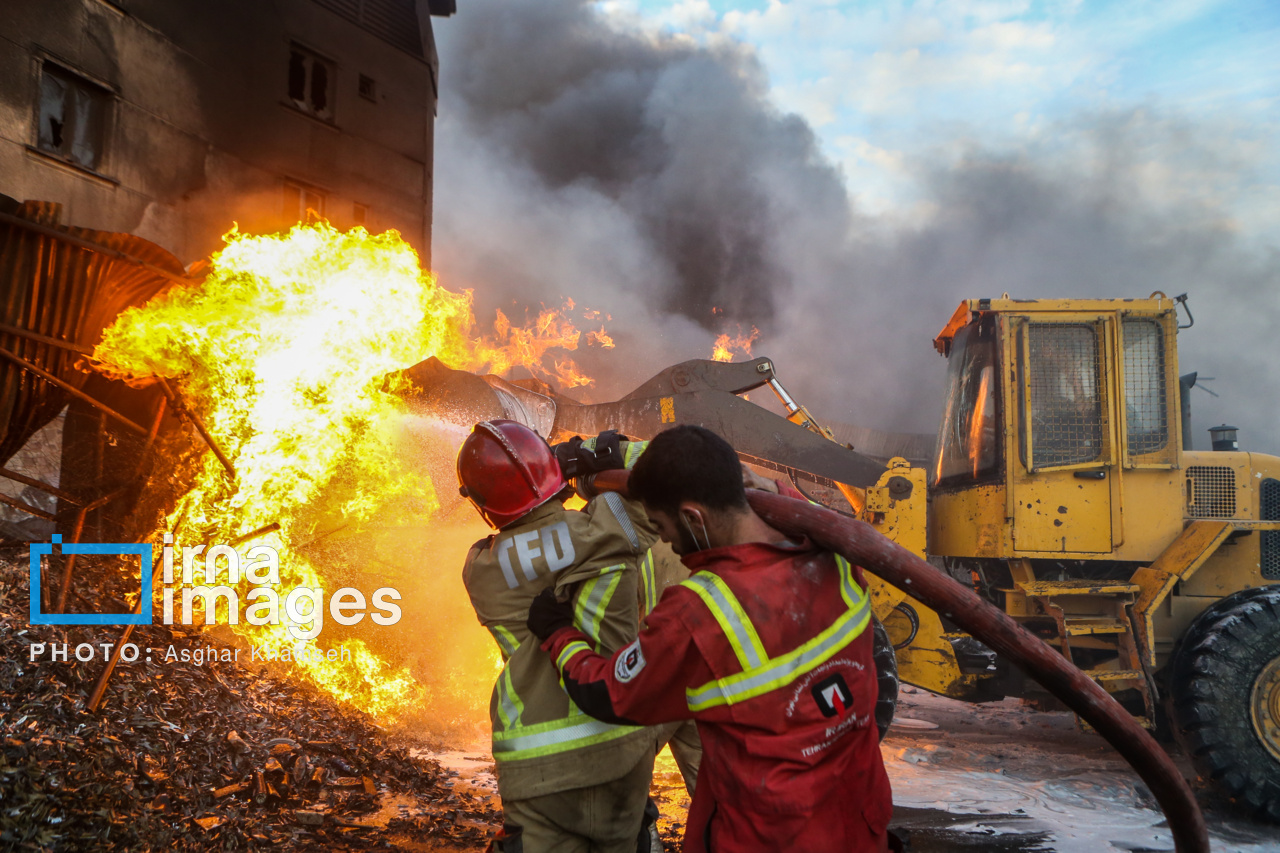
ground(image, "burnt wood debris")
xmin=0 ymin=557 xmax=500 ymax=851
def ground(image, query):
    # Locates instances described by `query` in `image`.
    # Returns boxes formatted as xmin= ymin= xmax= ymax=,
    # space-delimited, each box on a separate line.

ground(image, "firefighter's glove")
xmin=527 ymin=588 xmax=575 ymax=641
xmin=552 ymin=431 xmax=627 ymax=480
xmin=553 ymin=437 xmax=587 ymax=480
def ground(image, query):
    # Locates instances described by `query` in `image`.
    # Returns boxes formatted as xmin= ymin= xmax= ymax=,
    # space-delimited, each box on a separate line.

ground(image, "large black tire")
xmin=1171 ymin=585 xmax=1279 ymax=657
xmin=1157 ymin=584 xmax=1280 ymax=741
xmin=1170 ymin=585 xmax=1280 ymax=822
xmin=872 ymin=617 xmax=899 ymax=740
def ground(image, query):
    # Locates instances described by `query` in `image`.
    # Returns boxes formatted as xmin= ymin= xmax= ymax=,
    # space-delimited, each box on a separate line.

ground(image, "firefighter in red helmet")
xmin=457 ymin=420 xmax=658 ymax=853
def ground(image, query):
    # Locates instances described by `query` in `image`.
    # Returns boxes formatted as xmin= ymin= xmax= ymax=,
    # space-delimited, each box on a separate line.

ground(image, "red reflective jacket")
xmin=544 ymin=535 xmax=892 ymax=852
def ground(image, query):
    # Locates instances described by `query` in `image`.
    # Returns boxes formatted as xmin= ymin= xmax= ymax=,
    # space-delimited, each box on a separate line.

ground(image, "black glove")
xmin=527 ymin=587 xmax=575 ymax=641
xmin=552 ymin=431 xmax=628 ymax=480
xmin=553 ymin=437 xmax=587 ymax=479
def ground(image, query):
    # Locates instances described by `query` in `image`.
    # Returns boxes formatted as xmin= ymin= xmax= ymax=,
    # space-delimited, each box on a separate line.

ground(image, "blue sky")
xmin=602 ymin=0 xmax=1280 ymax=236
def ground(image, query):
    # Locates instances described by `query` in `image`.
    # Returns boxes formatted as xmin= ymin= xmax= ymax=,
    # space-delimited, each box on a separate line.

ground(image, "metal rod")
xmin=130 ymin=394 xmax=168 ymax=480
xmin=590 ymin=469 xmax=1210 ymax=853
xmin=80 ymin=486 xmax=127 ymax=514
xmin=230 ymin=521 xmax=281 ymax=547
xmin=145 ymin=394 xmax=166 ymax=445
xmin=157 ymin=377 xmax=235 ymax=479
xmin=54 ymin=507 xmax=89 ymax=613
xmin=0 ymin=467 xmax=81 ymax=505
xmin=0 ymin=321 xmax=95 ymax=355
xmin=1174 ymin=293 xmax=1195 ymax=330
xmin=766 ymin=377 xmax=801 ymax=415
xmin=54 ymin=483 xmax=135 ymax=611
xmin=0 ymin=345 xmax=148 ymax=435
xmin=0 ymin=209 xmax=190 ymax=289
xmin=89 ymin=503 xmax=190 ymax=713
xmin=0 ymin=490 xmax=56 ymax=521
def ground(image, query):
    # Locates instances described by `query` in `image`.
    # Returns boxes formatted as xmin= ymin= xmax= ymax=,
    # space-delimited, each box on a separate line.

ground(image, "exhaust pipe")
xmin=591 ymin=469 xmax=1210 ymax=853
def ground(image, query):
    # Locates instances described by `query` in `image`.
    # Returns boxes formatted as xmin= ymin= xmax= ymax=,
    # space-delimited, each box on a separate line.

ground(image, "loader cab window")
xmin=934 ymin=316 xmax=1001 ymax=488
xmin=1022 ymin=323 xmax=1105 ymax=469
xmin=1122 ymin=318 xmax=1170 ymax=458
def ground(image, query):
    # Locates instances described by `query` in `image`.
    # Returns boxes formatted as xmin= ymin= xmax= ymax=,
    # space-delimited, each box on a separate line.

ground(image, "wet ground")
xmin=881 ymin=687 xmax=1279 ymax=852
xmin=417 ymin=691 xmax=1280 ymax=852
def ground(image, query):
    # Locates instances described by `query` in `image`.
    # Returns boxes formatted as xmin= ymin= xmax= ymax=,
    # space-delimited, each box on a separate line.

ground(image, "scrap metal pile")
xmin=0 ymin=557 xmax=499 ymax=851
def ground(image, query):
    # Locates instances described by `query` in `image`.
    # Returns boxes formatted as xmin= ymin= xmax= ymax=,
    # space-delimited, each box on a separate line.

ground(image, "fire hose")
xmin=590 ymin=469 xmax=1210 ymax=853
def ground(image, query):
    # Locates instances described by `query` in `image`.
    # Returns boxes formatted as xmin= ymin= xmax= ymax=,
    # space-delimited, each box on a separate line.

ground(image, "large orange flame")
xmin=91 ymin=222 xmax=603 ymax=719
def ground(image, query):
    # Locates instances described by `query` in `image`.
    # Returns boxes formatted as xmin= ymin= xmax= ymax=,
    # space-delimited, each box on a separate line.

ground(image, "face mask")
xmin=681 ymin=511 xmax=711 ymax=552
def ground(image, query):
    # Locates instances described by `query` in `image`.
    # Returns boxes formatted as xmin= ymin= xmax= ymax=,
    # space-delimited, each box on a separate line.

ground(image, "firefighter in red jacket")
xmin=528 ymin=425 xmax=895 ymax=853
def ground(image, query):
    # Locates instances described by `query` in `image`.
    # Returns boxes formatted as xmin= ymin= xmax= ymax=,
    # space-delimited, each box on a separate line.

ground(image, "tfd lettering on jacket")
xmin=496 ymin=521 xmax=576 ymax=588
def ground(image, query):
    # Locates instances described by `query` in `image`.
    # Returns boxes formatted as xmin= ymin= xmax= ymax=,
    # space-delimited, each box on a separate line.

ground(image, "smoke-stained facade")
xmin=0 ymin=0 xmax=454 ymax=265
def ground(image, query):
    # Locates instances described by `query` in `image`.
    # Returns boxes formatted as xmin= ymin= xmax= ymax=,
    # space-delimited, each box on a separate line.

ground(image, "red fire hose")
xmin=592 ymin=469 xmax=1210 ymax=853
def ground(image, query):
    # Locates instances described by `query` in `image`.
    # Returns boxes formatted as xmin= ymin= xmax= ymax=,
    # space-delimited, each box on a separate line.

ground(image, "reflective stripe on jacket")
xmin=545 ymin=538 xmax=892 ymax=853
xmin=680 ymin=555 xmax=871 ymax=711
xmin=462 ymin=442 xmax=657 ymax=799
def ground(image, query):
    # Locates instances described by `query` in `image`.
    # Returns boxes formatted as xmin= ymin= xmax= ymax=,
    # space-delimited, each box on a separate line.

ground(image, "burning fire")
xmin=92 ymin=222 xmax=605 ymax=719
xmin=711 ymin=325 xmax=760 ymax=362
xmin=480 ymin=304 xmax=595 ymax=388
xmin=586 ymin=327 xmax=615 ymax=349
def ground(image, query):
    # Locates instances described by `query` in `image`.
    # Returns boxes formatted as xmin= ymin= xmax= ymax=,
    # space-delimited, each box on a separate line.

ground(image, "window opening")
xmin=287 ymin=45 xmax=334 ymax=121
xmin=37 ymin=62 xmax=109 ymax=170
xmin=283 ymin=182 xmax=326 ymax=223
xmin=934 ymin=316 xmax=1002 ymax=487
xmin=1122 ymin=318 xmax=1170 ymax=459
xmin=1026 ymin=323 xmax=1104 ymax=469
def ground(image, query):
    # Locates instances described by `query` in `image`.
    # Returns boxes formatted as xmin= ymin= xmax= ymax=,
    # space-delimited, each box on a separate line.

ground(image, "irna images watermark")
xmin=29 ymin=533 xmax=401 ymax=640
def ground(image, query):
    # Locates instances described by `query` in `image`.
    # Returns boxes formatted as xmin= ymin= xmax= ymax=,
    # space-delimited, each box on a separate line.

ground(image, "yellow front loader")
xmin=857 ymin=295 xmax=1280 ymax=821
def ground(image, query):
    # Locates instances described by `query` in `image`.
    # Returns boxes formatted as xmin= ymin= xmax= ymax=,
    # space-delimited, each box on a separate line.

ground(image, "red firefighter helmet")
xmin=456 ymin=419 xmax=566 ymax=529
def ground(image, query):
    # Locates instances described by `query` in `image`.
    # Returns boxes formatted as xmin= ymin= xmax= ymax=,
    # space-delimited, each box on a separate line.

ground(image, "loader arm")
xmin=551 ymin=357 xmax=889 ymax=490
xmin=392 ymin=354 xmax=891 ymax=492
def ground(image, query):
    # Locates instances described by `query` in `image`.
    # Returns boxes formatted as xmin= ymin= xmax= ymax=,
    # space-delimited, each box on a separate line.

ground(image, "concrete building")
xmin=0 ymin=0 xmax=455 ymax=266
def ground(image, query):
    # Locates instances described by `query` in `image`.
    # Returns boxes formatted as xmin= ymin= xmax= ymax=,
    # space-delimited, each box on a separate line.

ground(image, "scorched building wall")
xmin=0 ymin=0 xmax=454 ymax=265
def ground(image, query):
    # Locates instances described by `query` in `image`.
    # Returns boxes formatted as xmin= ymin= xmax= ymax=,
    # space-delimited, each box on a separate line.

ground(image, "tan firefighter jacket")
xmin=639 ymin=541 xmax=688 ymax=621
xmin=462 ymin=441 xmax=657 ymax=799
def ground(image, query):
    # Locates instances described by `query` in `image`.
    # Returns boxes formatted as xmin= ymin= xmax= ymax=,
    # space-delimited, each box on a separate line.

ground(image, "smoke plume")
xmin=431 ymin=0 xmax=1279 ymax=453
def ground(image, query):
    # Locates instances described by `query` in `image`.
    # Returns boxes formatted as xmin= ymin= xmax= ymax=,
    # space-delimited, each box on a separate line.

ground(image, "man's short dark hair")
xmin=629 ymin=425 xmax=748 ymax=516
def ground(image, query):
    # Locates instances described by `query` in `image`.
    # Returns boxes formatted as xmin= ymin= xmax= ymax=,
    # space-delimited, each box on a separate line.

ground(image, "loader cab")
xmin=929 ymin=297 xmax=1186 ymax=563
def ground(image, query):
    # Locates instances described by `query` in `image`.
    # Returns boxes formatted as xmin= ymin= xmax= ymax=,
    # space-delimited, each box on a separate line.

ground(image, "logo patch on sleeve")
xmin=812 ymin=673 xmax=854 ymax=718
xmin=614 ymin=640 xmax=646 ymax=683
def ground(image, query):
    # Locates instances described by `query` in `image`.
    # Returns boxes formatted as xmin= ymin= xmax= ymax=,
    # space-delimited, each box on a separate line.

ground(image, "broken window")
xmin=934 ymin=315 xmax=1002 ymax=487
xmin=283 ymin=182 xmax=326 ymax=223
xmin=287 ymin=45 xmax=334 ymax=120
xmin=37 ymin=62 xmax=109 ymax=170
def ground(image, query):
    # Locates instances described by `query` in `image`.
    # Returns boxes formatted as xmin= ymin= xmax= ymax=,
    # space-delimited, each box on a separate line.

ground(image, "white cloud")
xmin=605 ymin=0 xmax=1279 ymax=241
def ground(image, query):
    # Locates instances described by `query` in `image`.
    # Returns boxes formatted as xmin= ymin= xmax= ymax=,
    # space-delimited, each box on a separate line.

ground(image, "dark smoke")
xmin=432 ymin=0 xmax=1280 ymax=454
